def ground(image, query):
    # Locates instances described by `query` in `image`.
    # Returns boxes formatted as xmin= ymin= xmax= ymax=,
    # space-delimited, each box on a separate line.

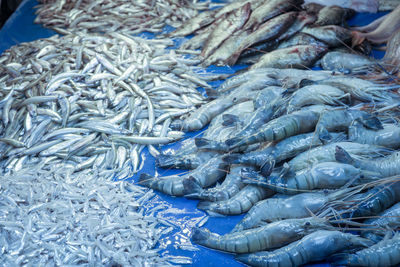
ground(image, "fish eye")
xmin=232 ymin=97 xmax=237 ymax=103
xmin=304 ymin=222 xmax=311 ymax=227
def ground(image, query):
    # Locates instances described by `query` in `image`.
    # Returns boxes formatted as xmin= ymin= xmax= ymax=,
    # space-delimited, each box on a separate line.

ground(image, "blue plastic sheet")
xmin=0 ymin=1 xmax=388 ymax=266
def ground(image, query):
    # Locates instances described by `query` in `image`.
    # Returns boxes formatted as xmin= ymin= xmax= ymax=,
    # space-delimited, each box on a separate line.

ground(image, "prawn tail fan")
xmin=334 ymin=146 xmax=355 ymax=165
xmin=260 ymin=158 xmax=275 ymax=177
xmin=191 ymin=227 xmax=213 ymax=244
xmin=155 ymin=154 xmax=175 ymax=168
xmin=195 ymin=138 xmax=213 ymax=148
xmin=197 ymin=201 xmax=212 ymax=211
xmin=225 ymin=137 xmax=241 ymax=147
xmin=195 ymin=138 xmax=228 ymax=152
xmin=183 ymin=176 xmax=202 ymax=198
xmin=138 ymin=173 xmax=155 ymax=187
xmin=235 ymin=254 xmax=252 ymax=266
xmin=222 ymin=114 xmax=240 ymax=126
xmin=318 ymin=126 xmax=333 ymax=144
xmin=222 ymin=154 xmax=241 ymax=164
xmin=358 ymin=114 xmax=383 ymax=130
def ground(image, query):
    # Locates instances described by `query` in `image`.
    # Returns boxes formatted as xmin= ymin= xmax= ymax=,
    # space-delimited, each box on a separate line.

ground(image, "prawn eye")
xmin=304 ymin=222 xmax=311 ymax=227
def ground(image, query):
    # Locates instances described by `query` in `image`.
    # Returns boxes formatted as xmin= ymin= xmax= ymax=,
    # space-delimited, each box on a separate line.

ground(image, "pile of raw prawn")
xmin=141 ymin=67 xmax=400 ymax=266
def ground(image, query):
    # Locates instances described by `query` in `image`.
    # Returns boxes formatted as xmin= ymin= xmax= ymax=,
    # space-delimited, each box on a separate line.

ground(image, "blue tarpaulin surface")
xmin=0 ymin=1 xmax=387 ymax=266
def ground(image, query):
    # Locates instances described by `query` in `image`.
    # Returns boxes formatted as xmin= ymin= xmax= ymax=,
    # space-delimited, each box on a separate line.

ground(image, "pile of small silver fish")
xmin=34 ymin=0 xmax=221 ymax=35
xmin=0 ymin=32 xmax=214 ymax=177
xmin=0 ymin=162 xmax=196 ymax=266
xmin=169 ymin=0 xmax=387 ymax=73
xmin=141 ymin=67 xmax=400 ymax=266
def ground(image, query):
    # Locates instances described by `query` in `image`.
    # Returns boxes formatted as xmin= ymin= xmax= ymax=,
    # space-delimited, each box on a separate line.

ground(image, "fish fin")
xmin=260 ymin=158 xmax=275 ymax=176
xmin=183 ymin=176 xmax=202 ymax=197
xmin=195 ymin=138 xmax=211 ymax=148
xmin=351 ymin=31 xmax=365 ymax=47
xmin=358 ymin=114 xmax=383 ymax=130
xmin=335 ymin=146 xmax=355 ymax=165
xmin=222 ymin=114 xmax=240 ymax=126
xmin=222 ymin=154 xmax=240 ymax=164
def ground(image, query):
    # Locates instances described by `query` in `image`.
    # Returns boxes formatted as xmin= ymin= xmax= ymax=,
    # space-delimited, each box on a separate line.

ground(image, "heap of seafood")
xmin=2 ymin=0 xmax=400 ymax=266
xmin=169 ymin=0 xmax=361 ymax=68
xmin=168 ymin=0 xmax=400 ymax=77
xmin=0 ymin=32 xmax=218 ymax=178
xmin=34 ymin=0 xmax=220 ymax=35
xmin=0 ymin=163 xmax=199 ymax=266
xmin=141 ymin=67 xmax=400 ymax=266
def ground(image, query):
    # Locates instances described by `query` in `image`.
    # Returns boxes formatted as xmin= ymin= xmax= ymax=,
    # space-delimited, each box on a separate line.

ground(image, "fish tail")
xmin=351 ymin=31 xmax=366 ymax=47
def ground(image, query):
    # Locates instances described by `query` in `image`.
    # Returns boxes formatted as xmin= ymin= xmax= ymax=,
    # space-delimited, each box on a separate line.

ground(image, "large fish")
xmin=225 ymin=12 xmax=298 ymax=65
xmin=244 ymin=0 xmax=304 ymax=30
xmin=202 ymin=29 xmax=251 ymax=66
xmin=167 ymin=9 xmax=218 ymax=37
xmin=201 ymin=3 xmax=251 ymax=59
xmin=250 ymin=45 xmax=328 ymax=70
xmin=237 ymin=11 xmax=317 ymax=64
xmin=301 ymin=25 xmax=352 ymax=47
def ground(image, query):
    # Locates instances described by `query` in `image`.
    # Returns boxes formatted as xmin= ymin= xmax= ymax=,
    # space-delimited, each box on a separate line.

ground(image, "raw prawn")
xmin=241 ymin=162 xmax=367 ymax=194
xmin=237 ymin=230 xmax=372 ymax=267
xmin=331 ymin=233 xmax=400 ymax=267
xmin=191 ymin=218 xmax=333 ymax=253
xmin=197 ymin=185 xmax=273 ymax=216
